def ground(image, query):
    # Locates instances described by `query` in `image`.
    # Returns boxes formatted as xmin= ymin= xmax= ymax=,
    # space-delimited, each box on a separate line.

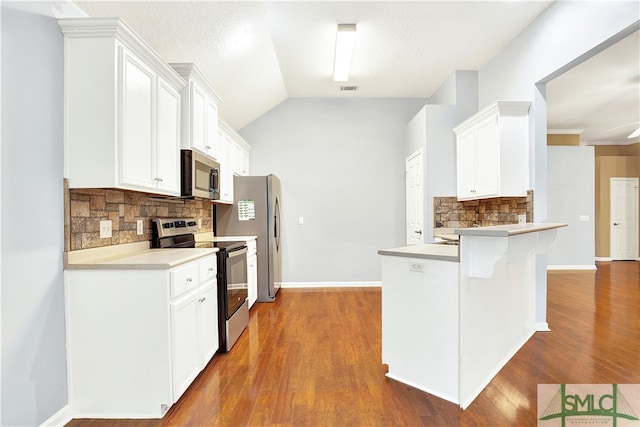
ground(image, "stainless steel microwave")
xmin=181 ymin=150 xmax=220 ymax=200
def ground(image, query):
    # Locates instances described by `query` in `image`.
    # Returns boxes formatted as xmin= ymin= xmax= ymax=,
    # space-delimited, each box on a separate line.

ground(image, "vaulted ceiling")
xmin=74 ymin=1 xmax=639 ymax=145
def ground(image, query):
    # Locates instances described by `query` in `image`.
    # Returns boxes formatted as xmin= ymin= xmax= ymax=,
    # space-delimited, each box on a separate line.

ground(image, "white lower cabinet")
xmin=246 ymin=239 xmax=258 ymax=309
xmin=65 ymin=254 xmax=218 ymax=418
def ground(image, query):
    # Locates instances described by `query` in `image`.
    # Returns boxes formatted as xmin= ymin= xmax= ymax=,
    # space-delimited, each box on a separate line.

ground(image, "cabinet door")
xmin=156 ymin=79 xmax=181 ymax=195
xmin=170 ymin=292 xmax=200 ymax=401
xmin=120 ymin=50 xmax=155 ymax=189
xmin=456 ymin=129 xmax=476 ymax=199
xmin=206 ymin=100 xmax=220 ymax=160
xmin=198 ymin=281 xmax=219 ymax=365
xmin=473 ymin=115 xmax=500 ymax=198
xmin=218 ymin=130 xmax=234 ymax=203
xmin=233 ymin=144 xmax=249 ymax=176
xmin=247 ymin=254 xmax=257 ymax=309
xmin=190 ymin=84 xmax=207 ymax=154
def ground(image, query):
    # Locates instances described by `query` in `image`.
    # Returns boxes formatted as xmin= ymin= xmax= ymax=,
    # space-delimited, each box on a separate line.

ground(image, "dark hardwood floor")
xmin=67 ymin=261 xmax=639 ymax=426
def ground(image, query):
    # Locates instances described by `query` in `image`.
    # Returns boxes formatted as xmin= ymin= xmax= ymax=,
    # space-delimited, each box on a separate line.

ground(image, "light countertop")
xmin=378 ymin=243 xmax=459 ymax=262
xmin=454 ymin=222 xmax=567 ymax=237
xmin=65 ymin=241 xmax=218 ymax=270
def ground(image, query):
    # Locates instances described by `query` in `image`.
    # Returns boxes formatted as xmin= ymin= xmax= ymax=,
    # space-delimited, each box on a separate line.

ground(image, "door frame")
xmin=609 ymin=177 xmax=639 ymax=260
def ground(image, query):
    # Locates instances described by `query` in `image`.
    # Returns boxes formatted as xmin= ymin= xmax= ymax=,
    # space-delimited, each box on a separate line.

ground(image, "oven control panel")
xmin=152 ymin=218 xmax=198 ymax=238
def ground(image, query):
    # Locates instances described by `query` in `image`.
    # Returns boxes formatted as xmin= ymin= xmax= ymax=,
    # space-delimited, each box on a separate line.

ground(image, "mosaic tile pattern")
xmin=434 ymin=190 xmax=533 ymax=228
xmin=66 ymin=186 xmax=213 ymax=251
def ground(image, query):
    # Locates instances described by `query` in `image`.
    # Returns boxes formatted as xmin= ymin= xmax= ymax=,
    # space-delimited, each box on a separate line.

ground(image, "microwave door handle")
xmin=209 ymin=168 xmax=218 ymax=193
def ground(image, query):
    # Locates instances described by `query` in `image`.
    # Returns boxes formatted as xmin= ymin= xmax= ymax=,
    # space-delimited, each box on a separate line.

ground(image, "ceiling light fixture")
xmin=333 ymin=23 xmax=356 ymax=82
xmin=627 ymin=127 xmax=640 ymax=139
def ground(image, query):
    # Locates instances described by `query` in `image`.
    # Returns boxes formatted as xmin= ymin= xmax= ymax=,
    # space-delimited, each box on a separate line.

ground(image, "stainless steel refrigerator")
xmin=216 ymin=174 xmax=281 ymax=302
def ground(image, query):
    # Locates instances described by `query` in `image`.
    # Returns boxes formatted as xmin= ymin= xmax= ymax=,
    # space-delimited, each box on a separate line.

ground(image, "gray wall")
xmin=476 ymin=1 xmax=638 ymax=326
xmin=240 ymin=98 xmax=425 ymax=284
xmin=1 ymin=5 xmax=69 ymax=425
xmin=547 ymin=146 xmax=596 ymax=268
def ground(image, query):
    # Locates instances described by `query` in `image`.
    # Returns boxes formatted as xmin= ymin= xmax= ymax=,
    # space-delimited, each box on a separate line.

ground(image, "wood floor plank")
xmin=66 ymin=262 xmax=639 ymax=426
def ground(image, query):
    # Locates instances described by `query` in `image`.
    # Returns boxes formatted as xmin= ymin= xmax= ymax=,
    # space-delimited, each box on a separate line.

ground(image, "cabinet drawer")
xmin=171 ymin=263 xmax=199 ymax=298
xmin=198 ymin=256 xmax=217 ymax=283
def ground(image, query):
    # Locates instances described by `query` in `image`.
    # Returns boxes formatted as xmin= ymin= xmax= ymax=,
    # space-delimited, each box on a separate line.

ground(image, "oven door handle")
xmin=227 ymin=247 xmax=248 ymax=258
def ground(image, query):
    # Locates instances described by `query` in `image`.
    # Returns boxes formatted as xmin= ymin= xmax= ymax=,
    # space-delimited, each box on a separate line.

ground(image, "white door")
xmin=610 ymin=178 xmax=639 ymax=260
xmin=406 ymin=149 xmax=424 ymax=245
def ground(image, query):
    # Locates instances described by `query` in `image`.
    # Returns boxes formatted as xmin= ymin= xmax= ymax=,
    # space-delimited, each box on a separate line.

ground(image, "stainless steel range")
xmin=152 ymin=218 xmax=249 ymax=352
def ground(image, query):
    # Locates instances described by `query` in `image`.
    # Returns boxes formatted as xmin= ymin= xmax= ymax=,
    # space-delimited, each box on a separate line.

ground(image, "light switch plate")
xmin=136 ymin=219 xmax=144 ymax=235
xmin=298 ymin=216 xmax=304 ymax=225
xmin=100 ymin=220 xmax=112 ymax=238
xmin=579 ymin=215 xmax=590 ymax=222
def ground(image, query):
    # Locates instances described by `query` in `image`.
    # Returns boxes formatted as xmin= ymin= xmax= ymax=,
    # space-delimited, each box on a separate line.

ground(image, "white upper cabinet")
xmin=59 ymin=18 xmax=185 ymax=196
xmin=170 ymin=63 xmax=223 ymax=161
xmin=233 ymin=139 xmax=250 ymax=176
xmin=453 ymin=101 xmax=531 ymax=201
xmin=216 ymin=119 xmax=251 ymax=204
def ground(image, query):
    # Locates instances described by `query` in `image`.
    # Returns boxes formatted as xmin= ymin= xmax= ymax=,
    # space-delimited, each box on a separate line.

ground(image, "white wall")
xmin=240 ymin=98 xmax=425 ymax=284
xmin=407 ymin=70 xmax=478 ymax=244
xmin=477 ymin=1 xmax=638 ymax=326
xmin=1 ymin=5 xmax=68 ymax=425
xmin=547 ymin=146 xmax=596 ymax=269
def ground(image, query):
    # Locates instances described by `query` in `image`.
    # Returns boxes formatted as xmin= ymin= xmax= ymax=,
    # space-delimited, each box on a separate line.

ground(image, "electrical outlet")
xmin=136 ymin=219 xmax=144 ymax=235
xmin=298 ymin=216 xmax=304 ymax=225
xmin=518 ymin=214 xmax=526 ymax=224
xmin=100 ymin=220 xmax=112 ymax=238
xmin=409 ymin=262 xmax=425 ymax=273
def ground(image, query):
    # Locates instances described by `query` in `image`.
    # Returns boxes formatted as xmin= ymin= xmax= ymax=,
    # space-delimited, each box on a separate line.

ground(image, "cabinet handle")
xmin=613 ymin=222 xmax=621 ymax=226
xmin=186 ymin=277 xmax=193 ymax=283
xmin=154 ymin=177 xmax=164 ymax=183
xmin=198 ymin=297 xmax=206 ymax=303
xmin=205 ymin=145 xmax=212 ymax=150
xmin=208 ymin=267 xmax=214 ymax=272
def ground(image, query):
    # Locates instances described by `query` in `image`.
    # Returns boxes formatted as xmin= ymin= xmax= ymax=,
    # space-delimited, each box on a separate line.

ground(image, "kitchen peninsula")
xmin=378 ymin=222 xmax=566 ymax=409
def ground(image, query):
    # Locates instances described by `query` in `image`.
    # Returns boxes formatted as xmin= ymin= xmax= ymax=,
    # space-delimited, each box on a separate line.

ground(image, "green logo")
xmin=539 ymin=384 xmax=639 ymax=427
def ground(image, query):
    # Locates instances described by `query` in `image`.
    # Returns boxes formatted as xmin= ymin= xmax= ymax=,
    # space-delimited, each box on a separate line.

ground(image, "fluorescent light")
xmin=333 ymin=24 xmax=356 ymax=82
xmin=628 ymin=127 xmax=640 ymax=139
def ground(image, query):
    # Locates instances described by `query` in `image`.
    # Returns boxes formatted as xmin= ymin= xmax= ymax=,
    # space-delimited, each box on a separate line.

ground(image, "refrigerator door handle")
xmin=274 ymin=198 xmax=280 ymax=251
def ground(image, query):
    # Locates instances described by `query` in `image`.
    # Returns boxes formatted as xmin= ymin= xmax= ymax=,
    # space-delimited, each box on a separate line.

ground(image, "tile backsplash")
xmin=434 ymin=191 xmax=533 ymax=229
xmin=65 ymin=183 xmax=213 ymax=251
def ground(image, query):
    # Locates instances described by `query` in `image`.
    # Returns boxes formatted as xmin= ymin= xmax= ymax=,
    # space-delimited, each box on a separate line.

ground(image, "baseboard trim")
xmin=40 ymin=404 xmax=72 ymax=427
xmin=535 ymin=322 xmax=550 ymax=332
xmin=281 ymin=281 xmax=381 ymax=289
xmin=547 ymin=265 xmax=597 ymax=271
xmin=595 ymin=257 xmax=612 ymax=262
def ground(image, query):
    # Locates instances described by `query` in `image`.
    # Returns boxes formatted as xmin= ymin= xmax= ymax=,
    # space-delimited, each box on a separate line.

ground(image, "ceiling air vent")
xmin=339 ymin=85 xmax=359 ymax=92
